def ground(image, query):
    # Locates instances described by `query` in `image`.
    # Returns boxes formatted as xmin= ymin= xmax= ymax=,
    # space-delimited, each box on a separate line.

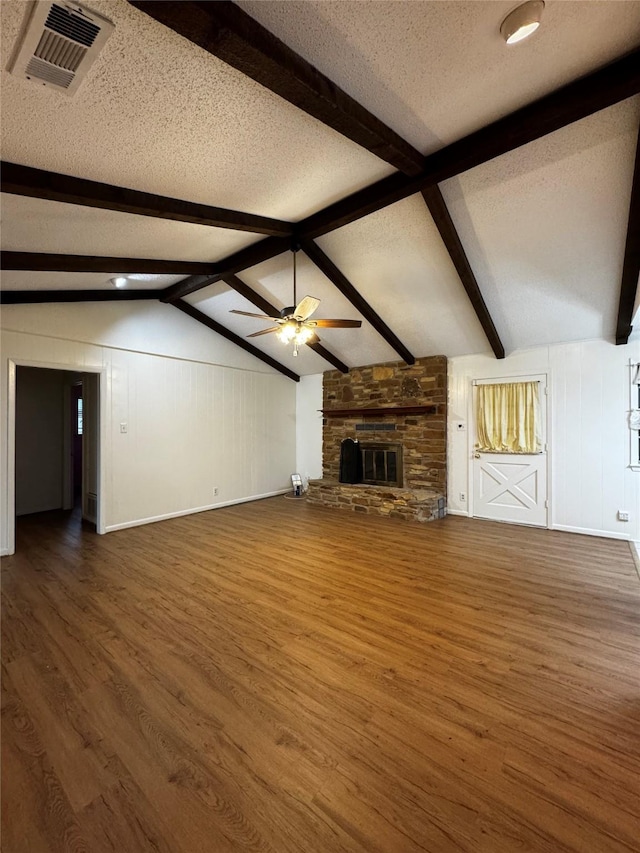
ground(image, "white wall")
xmin=1 ymin=302 xmax=297 ymax=554
xmin=0 ymin=300 xmax=284 ymax=373
xmin=15 ymin=366 xmax=66 ymax=515
xmin=448 ymin=339 xmax=640 ymax=541
xmin=295 ymin=373 xmax=323 ymax=489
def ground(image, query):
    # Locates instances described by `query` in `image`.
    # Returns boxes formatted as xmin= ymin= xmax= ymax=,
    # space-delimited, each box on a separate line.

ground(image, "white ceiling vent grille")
xmin=9 ymin=1 xmax=114 ymax=95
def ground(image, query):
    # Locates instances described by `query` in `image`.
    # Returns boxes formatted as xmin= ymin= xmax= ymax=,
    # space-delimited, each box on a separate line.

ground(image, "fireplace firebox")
xmin=360 ymin=443 xmax=403 ymax=487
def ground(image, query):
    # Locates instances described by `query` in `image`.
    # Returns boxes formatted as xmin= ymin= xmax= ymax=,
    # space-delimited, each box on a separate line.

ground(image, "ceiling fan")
xmin=230 ymin=247 xmax=362 ymax=355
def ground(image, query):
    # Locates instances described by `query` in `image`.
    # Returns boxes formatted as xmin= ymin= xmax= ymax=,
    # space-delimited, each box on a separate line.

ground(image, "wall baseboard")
xmin=104 ymin=489 xmax=289 ymax=533
xmin=551 ymin=523 xmax=630 ymax=541
xmin=432 ymin=512 xmax=629 ymax=541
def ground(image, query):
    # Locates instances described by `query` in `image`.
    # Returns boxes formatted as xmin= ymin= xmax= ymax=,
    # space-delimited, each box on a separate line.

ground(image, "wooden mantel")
xmin=321 ymin=405 xmax=438 ymax=417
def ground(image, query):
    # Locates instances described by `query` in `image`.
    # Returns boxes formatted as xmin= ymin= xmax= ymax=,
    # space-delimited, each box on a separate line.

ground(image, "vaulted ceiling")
xmin=1 ymin=0 xmax=639 ymax=380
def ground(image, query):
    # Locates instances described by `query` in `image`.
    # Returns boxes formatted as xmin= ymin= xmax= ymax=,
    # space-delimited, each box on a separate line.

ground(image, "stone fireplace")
xmin=307 ymin=356 xmax=447 ymax=523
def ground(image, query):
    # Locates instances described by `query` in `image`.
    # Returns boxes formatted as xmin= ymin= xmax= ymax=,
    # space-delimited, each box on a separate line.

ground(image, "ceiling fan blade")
xmin=246 ymin=326 xmax=281 ymax=337
xmin=313 ymin=319 xmax=363 ymax=328
xmin=294 ymin=295 xmax=321 ymax=321
xmin=230 ymin=309 xmax=279 ymax=321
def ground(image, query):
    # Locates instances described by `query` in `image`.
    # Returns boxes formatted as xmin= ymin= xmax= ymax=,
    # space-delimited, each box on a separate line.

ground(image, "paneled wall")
xmin=448 ymin=339 xmax=640 ymax=541
xmin=1 ymin=303 xmax=296 ymax=554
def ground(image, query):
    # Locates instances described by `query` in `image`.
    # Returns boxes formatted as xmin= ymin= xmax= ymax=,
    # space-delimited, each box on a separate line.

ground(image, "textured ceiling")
xmin=441 ymin=99 xmax=640 ymax=351
xmin=0 ymin=0 xmax=391 ymax=219
xmin=0 ymin=272 xmax=184 ymax=292
xmin=238 ymin=0 xmax=640 ymax=154
xmin=1 ymin=0 xmax=639 ymax=375
xmin=0 ymin=194 xmax=259 ymax=263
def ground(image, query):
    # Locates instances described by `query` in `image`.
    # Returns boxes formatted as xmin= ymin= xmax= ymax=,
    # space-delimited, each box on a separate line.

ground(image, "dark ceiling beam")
xmin=222 ymin=273 xmax=278 ymax=317
xmin=128 ymin=0 xmax=424 ymax=177
xmin=298 ymin=49 xmax=640 ymax=239
xmin=223 ymin=274 xmax=349 ymax=372
xmin=616 ymin=126 xmax=640 ymax=346
xmin=1 ymin=252 xmax=217 ymax=275
xmin=1 ymin=161 xmax=292 ymax=237
xmin=172 ymin=299 xmax=300 ymax=381
xmin=421 ymin=186 xmax=505 ymax=359
xmin=156 ymin=51 xmax=640 ymax=305
xmin=300 ymin=239 xmax=415 ymax=365
xmin=160 ymin=236 xmax=291 ymax=301
xmin=0 ymin=289 xmax=162 ymax=304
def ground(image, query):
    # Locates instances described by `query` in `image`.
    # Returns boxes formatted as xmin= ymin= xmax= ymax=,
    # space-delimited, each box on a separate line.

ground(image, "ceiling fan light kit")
xmin=500 ymin=0 xmax=545 ymax=44
xmin=230 ymin=246 xmax=362 ymax=356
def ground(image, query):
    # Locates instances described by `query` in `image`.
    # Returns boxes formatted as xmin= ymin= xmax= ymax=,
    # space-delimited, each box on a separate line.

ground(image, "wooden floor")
xmin=2 ymin=500 xmax=640 ymax=853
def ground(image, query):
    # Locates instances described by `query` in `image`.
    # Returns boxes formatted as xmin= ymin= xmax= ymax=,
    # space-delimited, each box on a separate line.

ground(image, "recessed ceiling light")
xmin=501 ymin=1 xmax=544 ymax=44
xmin=110 ymin=276 xmax=128 ymax=288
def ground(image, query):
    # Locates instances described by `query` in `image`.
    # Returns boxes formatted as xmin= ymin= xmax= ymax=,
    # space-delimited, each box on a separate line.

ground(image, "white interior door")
xmin=472 ymin=375 xmax=548 ymax=527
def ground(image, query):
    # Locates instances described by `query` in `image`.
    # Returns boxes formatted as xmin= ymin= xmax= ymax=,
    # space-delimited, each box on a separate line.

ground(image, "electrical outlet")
xmin=213 ymin=487 xmax=219 ymax=497
xmin=120 ymin=422 xmax=127 ymax=433
xmin=617 ymin=510 xmax=629 ymax=522
xmin=460 ymin=492 xmax=466 ymax=502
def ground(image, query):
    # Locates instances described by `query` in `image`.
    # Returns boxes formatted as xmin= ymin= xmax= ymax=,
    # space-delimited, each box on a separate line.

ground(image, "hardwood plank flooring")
xmin=2 ymin=499 xmax=639 ymax=852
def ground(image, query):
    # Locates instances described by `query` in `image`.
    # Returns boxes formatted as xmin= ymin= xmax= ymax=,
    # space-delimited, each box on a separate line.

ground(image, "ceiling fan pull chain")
xmin=293 ymin=248 xmax=297 ymax=308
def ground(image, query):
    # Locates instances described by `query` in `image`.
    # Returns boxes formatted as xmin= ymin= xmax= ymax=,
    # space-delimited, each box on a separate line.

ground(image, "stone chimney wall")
xmin=322 ymin=356 xmax=447 ymax=494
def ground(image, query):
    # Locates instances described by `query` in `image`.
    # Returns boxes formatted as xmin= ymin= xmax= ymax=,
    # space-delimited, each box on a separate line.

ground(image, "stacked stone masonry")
xmin=310 ymin=355 xmax=447 ymax=524
xmin=307 ymin=480 xmax=446 ymax=523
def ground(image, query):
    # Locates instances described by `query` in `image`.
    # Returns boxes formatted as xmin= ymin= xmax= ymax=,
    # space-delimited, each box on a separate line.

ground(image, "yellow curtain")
xmin=475 ymin=381 xmax=541 ymax=453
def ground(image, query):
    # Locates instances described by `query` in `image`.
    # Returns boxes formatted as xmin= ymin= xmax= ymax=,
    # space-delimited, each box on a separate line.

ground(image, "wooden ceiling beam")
xmin=172 ymin=299 xmax=300 ymax=381
xmin=616 ymin=126 xmax=640 ymax=346
xmin=160 ymin=236 xmax=291 ymax=301
xmin=300 ymin=239 xmax=415 ymax=365
xmin=421 ymin=186 xmax=505 ymax=359
xmin=1 ymin=252 xmax=220 ymax=275
xmin=222 ymin=273 xmax=280 ymax=317
xmin=139 ymin=51 xmax=639 ymax=305
xmin=298 ymin=50 xmax=640 ymax=239
xmin=222 ymin=274 xmax=349 ymax=372
xmin=128 ymin=0 xmax=424 ymax=177
xmin=8 ymin=30 xmax=636 ymax=355
xmin=0 ymin=289 xmax=162 ymax=304
xmin=1 ymin=161 xmax=292 ymax=237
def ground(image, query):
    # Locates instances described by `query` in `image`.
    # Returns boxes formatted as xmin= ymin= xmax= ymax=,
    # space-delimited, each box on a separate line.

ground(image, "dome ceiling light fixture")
xmin=110 ymin=276 xmax=128 ymax=288
xmin=500 ymin=0 xmax=545 ymax=44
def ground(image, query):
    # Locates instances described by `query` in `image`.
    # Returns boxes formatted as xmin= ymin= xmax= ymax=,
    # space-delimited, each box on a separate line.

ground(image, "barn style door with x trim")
xmin=472 ymin=375 xmax=548 ymax=528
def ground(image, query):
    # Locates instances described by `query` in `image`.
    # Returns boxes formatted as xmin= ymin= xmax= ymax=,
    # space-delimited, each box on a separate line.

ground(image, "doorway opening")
xmin=12 ymin=365 xmax=102 ymax=551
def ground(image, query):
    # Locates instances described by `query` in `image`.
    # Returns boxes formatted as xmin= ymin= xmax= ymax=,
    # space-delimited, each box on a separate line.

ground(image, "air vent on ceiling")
xmin=9 ymin=1 xmax=114 ymax=95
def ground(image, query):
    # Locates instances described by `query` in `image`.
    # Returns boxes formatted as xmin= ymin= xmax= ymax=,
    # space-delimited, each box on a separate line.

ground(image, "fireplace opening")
xmin=360 ymin=443 xmax=403 ymax=487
